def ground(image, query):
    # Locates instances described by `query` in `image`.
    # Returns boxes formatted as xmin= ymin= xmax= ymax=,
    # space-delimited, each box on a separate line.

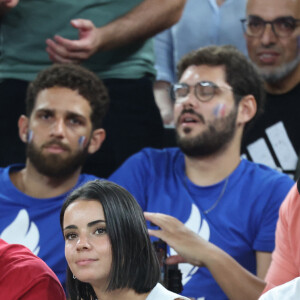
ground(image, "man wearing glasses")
xmin=241 ymin=0 xmax=300 ymax=179
xmin=110 ymin=45 xmax=294 ymax=300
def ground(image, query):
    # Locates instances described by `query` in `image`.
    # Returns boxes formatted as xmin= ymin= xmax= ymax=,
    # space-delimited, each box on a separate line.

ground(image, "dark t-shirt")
xmin=242 ymin=83 xmax=300 ymax=178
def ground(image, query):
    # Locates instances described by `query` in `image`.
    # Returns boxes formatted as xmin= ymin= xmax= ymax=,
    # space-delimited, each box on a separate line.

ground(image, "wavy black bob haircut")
xmin=60 ymin=180 xmax=160 ymax=300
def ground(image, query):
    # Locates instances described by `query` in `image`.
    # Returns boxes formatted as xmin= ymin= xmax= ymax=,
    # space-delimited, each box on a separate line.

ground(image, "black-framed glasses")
xmin=170 ymin=81 xmax=232 ymax=103
xmin=241 ymin=16 xmax=300 ymax=38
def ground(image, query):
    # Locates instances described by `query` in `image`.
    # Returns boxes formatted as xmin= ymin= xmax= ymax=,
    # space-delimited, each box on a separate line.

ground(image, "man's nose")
xmin=50 ymin=118 xmax=66 ymax=137
xmin=260 ymin=23 xmax=278 ymax=46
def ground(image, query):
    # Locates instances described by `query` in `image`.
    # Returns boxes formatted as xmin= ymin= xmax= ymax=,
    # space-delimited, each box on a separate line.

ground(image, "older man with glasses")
xmin=241 ymin=0 xmax=300 ymax=180
xmin=109 ymin=45 xmax=294 ymax=300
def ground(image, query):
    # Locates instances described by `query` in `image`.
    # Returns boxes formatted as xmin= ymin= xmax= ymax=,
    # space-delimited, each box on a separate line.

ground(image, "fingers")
xmin=46 ymin=37 xmax=89 ymax=63
xmin=165 ymin=255 xmax=186 ymax=265
xmin=71 ymin=19 xmax=94 ymax=31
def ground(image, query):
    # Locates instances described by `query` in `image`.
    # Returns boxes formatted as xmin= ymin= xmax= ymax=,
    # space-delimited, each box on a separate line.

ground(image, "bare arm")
xmin=46 ymin=0 xmax=186 ymax=63
xmin=153 ymin=81 xmax=174 ymax=126
xmin=0 ymin=0 xmax=19 ymax=17
xmin=145 ymin=212 xmax=266 ymax=300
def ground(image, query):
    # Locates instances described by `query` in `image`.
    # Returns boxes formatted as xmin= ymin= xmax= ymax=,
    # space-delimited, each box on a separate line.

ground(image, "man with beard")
xmin=109 ymin=45 xmax=294 ymax=300
xmin=0 ymin=63 xmax=109 ymax=289
xmin=241 ymin=0 xmax=300 ymax=179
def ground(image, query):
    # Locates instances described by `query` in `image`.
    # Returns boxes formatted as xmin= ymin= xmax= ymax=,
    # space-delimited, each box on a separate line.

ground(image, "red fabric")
xmin=263 ymin=184 xmax=300 ymax=293
xmin=0 ymin=239 xmax=66 ymax=299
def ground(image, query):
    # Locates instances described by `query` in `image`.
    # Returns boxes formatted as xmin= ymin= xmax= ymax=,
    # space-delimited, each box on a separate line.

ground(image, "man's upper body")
xmin=0 ymin=64 xmax=109 ymax=287
xmin=259 ymin=277 xmax=300 ymax=300
xmin=110 ymin=45 xmax=294 ymax=299
xmin=111 ymin=148 xmax=293 ymax=300
xmin=0 ymin=238 xmax=66 ymax=299
xmin=0 ymin=0 xmax=185 ymax=82
xmin=154 ymin=0 xmax=247 ymax=124
xmin=241 ymin=0 xmax=300 ymax=178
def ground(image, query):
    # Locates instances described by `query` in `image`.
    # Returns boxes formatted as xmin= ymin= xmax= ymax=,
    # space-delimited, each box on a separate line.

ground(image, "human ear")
xmin=236 ymin=95 xmax=257 ymax=126
xmin=18 ymin=115 xmax=29 ymax=143
xmin=87 ymin=128 xmax=106 ymax=154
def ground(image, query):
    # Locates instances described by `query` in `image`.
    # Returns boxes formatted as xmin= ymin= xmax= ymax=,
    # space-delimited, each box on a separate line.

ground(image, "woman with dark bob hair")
xmin=60 ymin=180 xmax=188 ymax=300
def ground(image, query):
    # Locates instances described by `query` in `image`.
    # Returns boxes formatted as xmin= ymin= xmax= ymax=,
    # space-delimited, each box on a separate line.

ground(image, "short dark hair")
xmin=60 ymin=180 xmax=160 ymax=300
xmin=26 ymin=64 xmax=109 ymax=129
xmin=177 ymin=45 xmax=265 ymax=130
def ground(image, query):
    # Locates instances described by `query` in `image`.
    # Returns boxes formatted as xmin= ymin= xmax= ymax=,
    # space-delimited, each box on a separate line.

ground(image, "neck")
xmin=264 ymin=64 xmax=300 ymax=94
xmin=10 ymin=160 xmax=81 ymax=198
xmin=216 ymin=0 xmax=225 ymax=6
xmin=93 ymin=287 xmax=150 ymax=300
xmin=184 ymin=136 xmax=241 ymax=186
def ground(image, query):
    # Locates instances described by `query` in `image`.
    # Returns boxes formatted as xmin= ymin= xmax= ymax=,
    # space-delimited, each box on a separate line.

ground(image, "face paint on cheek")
xmin=78 ymin=136 xmax=87 ymax=149
xmin=27 ymin=130 xmax=33 ymax=143
xmin=213 ymin=103 xmax=226 ymax=118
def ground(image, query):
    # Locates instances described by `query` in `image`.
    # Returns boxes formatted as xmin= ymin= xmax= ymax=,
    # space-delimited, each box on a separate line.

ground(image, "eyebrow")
xmin=63 ymin=219 xmax=106 ymax=231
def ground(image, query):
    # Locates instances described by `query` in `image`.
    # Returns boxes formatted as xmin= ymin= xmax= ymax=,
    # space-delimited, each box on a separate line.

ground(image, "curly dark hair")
xmin=177 ymin=45 xmax=265 ymax=131
xmin=26 ymin=64 xmax=109 ymax=129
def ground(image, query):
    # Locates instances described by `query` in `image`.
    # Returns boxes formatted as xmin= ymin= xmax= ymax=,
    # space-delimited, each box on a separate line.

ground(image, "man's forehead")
xmin=180 ymin=65 xmax=227 ymax=83
xmin=247 ymin=0 xmax=300 ymax=19
xmin=33 ymin=87 xmax=91 ymax=116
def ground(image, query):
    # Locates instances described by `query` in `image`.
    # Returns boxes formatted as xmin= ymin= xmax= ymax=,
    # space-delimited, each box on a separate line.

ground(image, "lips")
xmin=42 ymin=140 xmax=70 ymax=153
xmin=76 ymin=258 xmax=98 ymax=266
xmin=257 ymin=51 xmax=280 ymax=65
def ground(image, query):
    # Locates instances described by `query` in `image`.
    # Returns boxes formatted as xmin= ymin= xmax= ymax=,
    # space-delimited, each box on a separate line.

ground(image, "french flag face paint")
xmin=78 ymin=136 xmax=87 ymax=149
xmin=27 ymin=130 xmax=33 ymax=143
xmin=213 ymin=103 xmax=226 ymax=118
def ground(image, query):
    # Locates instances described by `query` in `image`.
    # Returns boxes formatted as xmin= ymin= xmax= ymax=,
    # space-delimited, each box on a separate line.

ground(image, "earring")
xmin=73 ymin=274 xmax=76 ymax=279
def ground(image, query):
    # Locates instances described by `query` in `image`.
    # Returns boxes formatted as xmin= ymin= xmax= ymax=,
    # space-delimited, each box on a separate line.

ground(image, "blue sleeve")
xmin=253 ymin=176 xmax=294 ymax=251
xmin=109 ymin=151 xmax=150 ymax=210
xmin=154 ymin=28 xmax=175 ymax=83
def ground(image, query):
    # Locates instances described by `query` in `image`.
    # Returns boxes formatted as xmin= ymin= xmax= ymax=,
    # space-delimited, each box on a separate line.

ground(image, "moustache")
xmin=177 ymin=109 xmax=205 ymax=124
xmin=42 ymin=140 xmax=71 ymax=152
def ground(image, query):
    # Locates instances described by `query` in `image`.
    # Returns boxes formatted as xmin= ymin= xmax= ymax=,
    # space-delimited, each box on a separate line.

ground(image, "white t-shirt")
xmin=259 ymin=277 xmax=300 ymax=300
xmin=146 ymin=283 xmax=190 ymax=300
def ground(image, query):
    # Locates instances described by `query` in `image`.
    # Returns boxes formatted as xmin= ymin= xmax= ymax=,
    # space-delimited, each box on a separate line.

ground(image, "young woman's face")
xmin=63 ymin=199 xmax=112 ymax=288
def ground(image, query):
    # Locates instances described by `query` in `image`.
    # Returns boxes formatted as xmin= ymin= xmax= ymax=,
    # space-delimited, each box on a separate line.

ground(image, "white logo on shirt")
xmin=170 ymin=204 xmax=210 ymax=286
xmin=0 ymin=209 xmax=40 ymax=255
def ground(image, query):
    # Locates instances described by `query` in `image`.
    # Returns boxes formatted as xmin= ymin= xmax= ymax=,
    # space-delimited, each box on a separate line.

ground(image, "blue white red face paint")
xmin=27 ymin=130 xmax=33 ymax=143
xmin=213 ymin=103 xmax=226 ymax=118
xmin=78 ymin=136 xmax=87 ymax=149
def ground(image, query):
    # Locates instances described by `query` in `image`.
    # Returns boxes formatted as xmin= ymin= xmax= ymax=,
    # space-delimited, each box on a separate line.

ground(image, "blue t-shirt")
xmin=110 ymin=148 xmax=294 ymax=300
xmin=0 ymin=164 xmax=99 ymax=288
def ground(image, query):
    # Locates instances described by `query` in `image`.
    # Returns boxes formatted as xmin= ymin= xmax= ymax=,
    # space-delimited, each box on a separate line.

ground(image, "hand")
xmin=144 ymin=212 xmax=211 ymax=267
xmin=0 ymin=0 xmax=19 ymax=10
xmin=46 ymin=19 xmax=101 ymax=64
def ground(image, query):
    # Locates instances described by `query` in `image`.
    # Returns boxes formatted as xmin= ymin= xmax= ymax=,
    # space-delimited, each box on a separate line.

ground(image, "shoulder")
xmin=241 ymin=159 xmax=294 ymax=187
xmin=147 ymin=283 xmax=189 ymax=300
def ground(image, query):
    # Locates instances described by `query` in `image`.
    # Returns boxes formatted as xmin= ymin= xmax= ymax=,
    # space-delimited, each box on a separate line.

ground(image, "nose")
xmin=50 ymin=118 xmax=66 ymax=138
xmin=260 ymin=23 xmax=277 ymax=46
xmin=178 ymin=88 xmax=199 ymax=109
xmin=76 ymin=235 xmax=91 ymax=252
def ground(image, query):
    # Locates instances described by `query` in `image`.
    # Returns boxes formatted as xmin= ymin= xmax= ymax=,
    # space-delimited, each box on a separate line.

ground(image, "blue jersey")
xmin=110 ymin=148 xmax=294 ymax=300
xmin=0 ymin=164 xmax=99 ymax=288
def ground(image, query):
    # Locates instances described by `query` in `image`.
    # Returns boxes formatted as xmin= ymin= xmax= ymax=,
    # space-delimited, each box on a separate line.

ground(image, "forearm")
xmin=97 ymin=0 xmax=186 ymax=51
xmin=204 ymin=244 xmax=266 ymax=300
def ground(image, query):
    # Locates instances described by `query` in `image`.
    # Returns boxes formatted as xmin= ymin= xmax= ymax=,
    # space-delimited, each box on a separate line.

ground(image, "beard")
xmin=258 ymin=54 xmax=300 ymax=84
xmin=176 ymin=107 xmax=238 ymax=157
xmin=26 ymin=139 xmax=89 ymax=178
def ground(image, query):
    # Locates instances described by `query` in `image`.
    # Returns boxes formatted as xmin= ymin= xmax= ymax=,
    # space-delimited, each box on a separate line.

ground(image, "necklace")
xmin=183 ymin=176 xmax=229 ymax=214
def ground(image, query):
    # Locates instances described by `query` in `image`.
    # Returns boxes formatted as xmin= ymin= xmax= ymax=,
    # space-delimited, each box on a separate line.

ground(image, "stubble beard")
xmin=176 ymin=107 xmax=238 ymax=158
xmin=258 ymin=54 xmax=300 ymax=84
xmin=26 ymin=140 xmax=89 ymax=178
